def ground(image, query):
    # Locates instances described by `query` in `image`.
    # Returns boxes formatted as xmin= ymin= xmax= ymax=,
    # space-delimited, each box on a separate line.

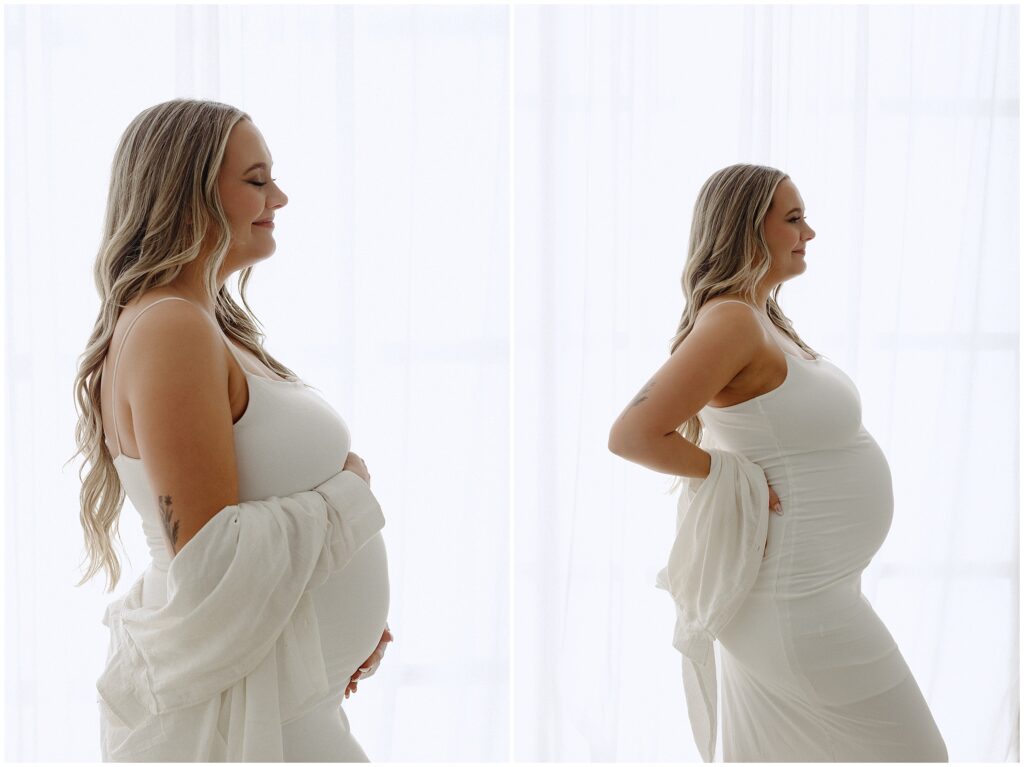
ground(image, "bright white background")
xmin=513 ymin=4 xmax=1019 ymax=761
xmin=5 ymin=4 xmax=508 ymax=761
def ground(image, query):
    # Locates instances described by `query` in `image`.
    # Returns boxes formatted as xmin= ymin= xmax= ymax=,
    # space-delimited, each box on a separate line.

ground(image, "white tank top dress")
xmin=698 ymin=300 xmax=947 ymax=761
xmin=107 ymin=296 xmax=389 ymax=760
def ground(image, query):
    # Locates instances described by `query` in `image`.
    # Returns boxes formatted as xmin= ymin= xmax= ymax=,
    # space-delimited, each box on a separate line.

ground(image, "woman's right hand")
xmin=764 ymin=483 xmax=782 ymax=559
xmin=343 ymin=451 xmax=371 ymax=487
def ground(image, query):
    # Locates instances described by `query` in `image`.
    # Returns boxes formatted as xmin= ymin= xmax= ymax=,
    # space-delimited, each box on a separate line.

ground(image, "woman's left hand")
xmin=345 ymin=626 xmax=393 ymax=698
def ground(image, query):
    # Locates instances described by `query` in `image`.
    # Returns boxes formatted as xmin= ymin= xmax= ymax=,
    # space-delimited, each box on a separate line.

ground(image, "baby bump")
xmin=310 ymin=531 xmax=390 ymax=690
xmin=778 ymin=441 xmax=896 ymax=584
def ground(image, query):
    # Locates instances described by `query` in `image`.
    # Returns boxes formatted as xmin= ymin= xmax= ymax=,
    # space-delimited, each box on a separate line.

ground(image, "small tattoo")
xmin=158 ymin=495 xmax=180 ymax=549
xmin=628 ymin=378 xmax=656 ymax=408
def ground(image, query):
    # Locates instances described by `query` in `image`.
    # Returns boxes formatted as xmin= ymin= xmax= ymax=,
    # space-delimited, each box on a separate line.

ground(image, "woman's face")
xmin=213 ymin=119 xmax=288 ymax=271
xmin=761 ymin=177 xmax=815 ymax=282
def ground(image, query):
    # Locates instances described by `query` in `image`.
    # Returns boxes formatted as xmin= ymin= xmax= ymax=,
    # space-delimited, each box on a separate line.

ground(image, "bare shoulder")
xmin=115 ymin=293 xmax=240 ymax=555
xmin=609 ymin=298 xmax=765 ymax=440
xmin=689 ymin=297 xmax=766 ymax=352
xmin=694 ymin=296 xmax=761 ymax=323
xmin=114 ymin=294 xmax=227 ymax=395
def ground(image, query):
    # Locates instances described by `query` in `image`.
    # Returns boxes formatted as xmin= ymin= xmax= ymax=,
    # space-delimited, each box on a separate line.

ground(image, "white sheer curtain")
xmin=6 ymin=4 xmax=508 ymax=761
xmin=513 ymin=4 xmax=1018 ymax=761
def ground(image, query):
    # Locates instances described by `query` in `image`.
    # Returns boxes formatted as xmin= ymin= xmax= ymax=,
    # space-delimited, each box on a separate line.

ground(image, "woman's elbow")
xmin=608 ymin=429 xmax=625 ymax=457
xmin=608 ymin=422 xmax=643 ymax=459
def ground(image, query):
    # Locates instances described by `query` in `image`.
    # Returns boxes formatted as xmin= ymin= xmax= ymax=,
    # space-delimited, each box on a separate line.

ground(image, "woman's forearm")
xmin=609 ymin=430 xmax=712 ymax=479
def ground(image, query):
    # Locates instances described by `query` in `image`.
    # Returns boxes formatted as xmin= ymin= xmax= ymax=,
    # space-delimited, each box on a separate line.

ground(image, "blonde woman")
xmin=72 ymin=100 xmax=391 ymax=760
xmin=608 ymin=164 xmax=947 ymax=761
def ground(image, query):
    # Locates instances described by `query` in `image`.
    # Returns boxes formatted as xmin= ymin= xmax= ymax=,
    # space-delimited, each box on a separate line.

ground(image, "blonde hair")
xmin=671 ymin=163 xmax=817 ymax=449
xmin=67 ymin=99 xmax=299 ymax=593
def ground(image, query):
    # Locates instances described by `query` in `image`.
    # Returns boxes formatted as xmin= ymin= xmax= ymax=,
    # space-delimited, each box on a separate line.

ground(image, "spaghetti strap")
xmin=707 ymin=299 xmax=758 ymax=310
xmin=109 ymin=296 xmax=244 ymax=457
xmin=704 ymin=299 xmax=771 ymax=320
xmin=700 ymin=298 xmax=763 ymax=322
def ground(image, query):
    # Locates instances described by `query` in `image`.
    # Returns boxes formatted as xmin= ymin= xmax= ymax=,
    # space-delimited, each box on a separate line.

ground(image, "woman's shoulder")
xmin=109 ymin=290 xmax=222 ymax=380
xmin=120 ymin=287 xmax=201 ymax=316
xmin=697 ymin=295 xmax=760 ymax=315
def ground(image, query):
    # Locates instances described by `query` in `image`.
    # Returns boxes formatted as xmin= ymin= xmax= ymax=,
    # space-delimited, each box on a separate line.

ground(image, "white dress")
xmin=106 ymin=296 xmax=390 ymax=760
xmin=699 ymin=302 xmax=947 ymax=761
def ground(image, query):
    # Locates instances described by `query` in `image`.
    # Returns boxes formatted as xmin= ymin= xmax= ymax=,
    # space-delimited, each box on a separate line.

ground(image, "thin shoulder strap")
xmin=708 ymin=299 xmax=758 ymax=310
xmin=109 ymin=296 xmax=243 ymax=456
xmin=700 ymin=299 xmax=775 ymax=335
xmin=702 ymin=299 xmax=766 ymax=320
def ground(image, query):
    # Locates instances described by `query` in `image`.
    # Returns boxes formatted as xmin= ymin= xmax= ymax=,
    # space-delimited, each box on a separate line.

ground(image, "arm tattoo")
xmin=628 ymin=377 xmax=656 ymax=408
xmin=158 ymin=495 xmax=180 ymax=550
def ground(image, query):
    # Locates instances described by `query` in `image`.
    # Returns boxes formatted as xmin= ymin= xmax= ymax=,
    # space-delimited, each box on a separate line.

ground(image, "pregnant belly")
xmin=310 ymin=531 xmax=390 ymax=691
xmin=773 ymin=435 xmax=895 ymax=595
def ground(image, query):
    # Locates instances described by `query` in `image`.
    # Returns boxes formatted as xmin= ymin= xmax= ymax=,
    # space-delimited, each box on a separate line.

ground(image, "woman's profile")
xmin=71 ymin=99 xmax=392 ymax=761
xmin=608 ymin=163 xmax=947 ymax=760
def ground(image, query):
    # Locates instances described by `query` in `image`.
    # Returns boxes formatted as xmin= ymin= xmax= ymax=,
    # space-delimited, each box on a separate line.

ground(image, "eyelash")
xmin=249 ymin=179 xmax=276 ymax=187
xmin=788 ymin=216 xmax=808 ymax=223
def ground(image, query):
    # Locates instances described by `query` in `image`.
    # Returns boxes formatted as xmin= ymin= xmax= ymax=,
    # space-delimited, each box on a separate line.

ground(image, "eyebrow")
xmin=243 ymin=161 xmax=273 ymax=173
xmin=785 ymin=207 xmax=804 ymax=215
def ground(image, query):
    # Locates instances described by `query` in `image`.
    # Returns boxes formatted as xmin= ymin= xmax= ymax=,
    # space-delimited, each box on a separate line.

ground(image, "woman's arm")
xmin=122 ymin=300 xmax=240 ymax=556
xmin=607 ymin=303 xmax=763 ymax=478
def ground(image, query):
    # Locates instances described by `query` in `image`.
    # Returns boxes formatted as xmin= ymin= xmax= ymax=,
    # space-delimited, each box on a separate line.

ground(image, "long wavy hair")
xmin=671 ymin=163 xmax=818 ymax=450
xmin=67 ymin=99 xmax=300 ymax=593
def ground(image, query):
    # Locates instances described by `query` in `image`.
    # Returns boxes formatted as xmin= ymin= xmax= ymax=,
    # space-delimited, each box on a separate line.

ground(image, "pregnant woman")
xmin=608 ymin=164 xmax=947 ymax=760
xmin=72 ymin=99 xmax=391 ymax=760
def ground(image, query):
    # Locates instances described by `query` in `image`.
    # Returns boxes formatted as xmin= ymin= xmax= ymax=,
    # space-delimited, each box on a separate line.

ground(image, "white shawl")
xmin=655 ymin=448 xmax=770 ymax=763
xmin=96 ymin=469 xmax=385 ymax=762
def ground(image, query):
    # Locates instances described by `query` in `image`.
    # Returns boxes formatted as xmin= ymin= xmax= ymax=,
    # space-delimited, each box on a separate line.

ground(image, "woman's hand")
xmin=345 ymin=626 xmax=393 ymax=699
xmin=764 ymin=484 xmax=783 ymax=558
xmin=342 ymin=451 xmax=371 ymax=487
